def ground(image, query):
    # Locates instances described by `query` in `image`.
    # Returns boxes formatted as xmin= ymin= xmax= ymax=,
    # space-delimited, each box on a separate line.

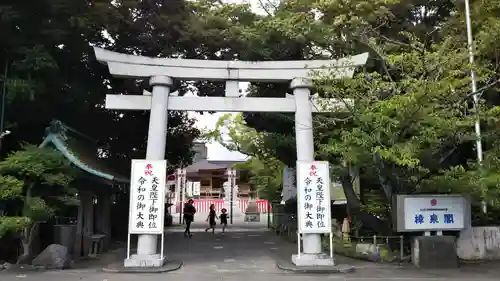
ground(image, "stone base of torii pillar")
xmin=124 ymin=254 xmax=165 ymax=268
xmin=291 ymin=253 xmax=335 ymax=266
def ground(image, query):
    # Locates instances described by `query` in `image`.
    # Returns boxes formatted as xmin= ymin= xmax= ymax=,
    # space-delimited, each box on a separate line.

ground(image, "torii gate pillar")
xmin=291 ymin=78 xmax=327 ymax=263
xmin=129 ymin=76 xmax=172 ymax=264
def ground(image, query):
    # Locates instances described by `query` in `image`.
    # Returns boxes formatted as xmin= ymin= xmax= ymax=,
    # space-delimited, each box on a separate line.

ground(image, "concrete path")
xmin=2 ymin=221 xmax=500 ymax=280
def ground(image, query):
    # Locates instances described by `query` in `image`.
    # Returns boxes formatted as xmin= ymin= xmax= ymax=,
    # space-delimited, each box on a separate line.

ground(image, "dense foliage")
xmin=1 ymin=0 xmax=500 ymax=239
xmin=202 ymin=0 xmax=500 ymax=230
xmin=0 ymin=0 xmax=202 ymax=174
xmin=0 ymin=145 xmax=77 ymax=264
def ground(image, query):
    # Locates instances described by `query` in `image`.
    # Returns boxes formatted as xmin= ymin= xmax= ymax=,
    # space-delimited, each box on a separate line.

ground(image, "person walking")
xmin=220 ymin=208 xmax=228 ymax=234
xmin=205 ymin=204 xmax=218 ymax=233
xmin=183 ymin=199 xmax=196 ymax=238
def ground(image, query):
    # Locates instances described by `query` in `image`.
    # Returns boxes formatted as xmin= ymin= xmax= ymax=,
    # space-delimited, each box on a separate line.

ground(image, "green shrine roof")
xmin=39 ymin=120 xmax=128 ymax=185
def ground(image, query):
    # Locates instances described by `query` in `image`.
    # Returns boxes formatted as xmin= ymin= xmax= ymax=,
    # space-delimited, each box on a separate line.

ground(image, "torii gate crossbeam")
xmin=94 ymin=47 xmax=368 ymax=268
xmin=105 ymin=92 xmax=351 ymax=112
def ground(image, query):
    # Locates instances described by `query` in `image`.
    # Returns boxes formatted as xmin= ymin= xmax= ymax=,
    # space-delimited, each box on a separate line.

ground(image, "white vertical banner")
xmin=129 ymin=160 xmax=167 ymax=234
xmin=186 ymin=181 xmax=193 ymax=197
xmin=192 ymin=182 xmax=201 ymax=196
xmin=176 ymin=168 xmax=186 ymax=222
xmin=225 ymin=168 xmax=237 ymax=200
xmin=174 ymin=169 xmax=182 ymax=208
xmin=297 ymin=161 xmax=332 ymax=234
xmin=177 ymin=168 xmax=186 ymax=201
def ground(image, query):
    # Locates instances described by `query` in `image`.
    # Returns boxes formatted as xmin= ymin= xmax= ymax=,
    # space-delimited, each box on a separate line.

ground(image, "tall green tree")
xmin=0 ymin=0 xmax=204 ymax=174
xmin=197 ymin=0 xmax=500 ymax=230
xmin=0 ymin=145 xmax=77 ymax=263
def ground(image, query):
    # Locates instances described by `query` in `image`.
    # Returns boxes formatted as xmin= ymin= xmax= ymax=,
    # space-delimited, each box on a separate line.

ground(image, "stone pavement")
xmin=172 ymin=211 xmax=270 ymax=226
xmin=2 ymin=221 xmax=500 ymax=280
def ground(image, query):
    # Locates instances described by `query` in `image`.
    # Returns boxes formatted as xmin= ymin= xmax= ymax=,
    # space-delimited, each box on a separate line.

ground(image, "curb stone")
xmin=101 ymin=260 xmax=182 ymax=273
xmin=275 ymin=258 xmax=355 ymax=274
xmin=0 ymin=263 xmax=48 ymax=272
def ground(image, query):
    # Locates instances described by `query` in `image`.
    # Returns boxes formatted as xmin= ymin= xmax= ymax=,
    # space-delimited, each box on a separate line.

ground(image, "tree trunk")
xmin=16 ymin=222 xmax=40 ymax=264
xmin=373 ymin=152 xmax=395 ymax=201
xmin=17 ymin=181 xmax=37 ymax=264
xmin=339 ymin=168 xmax=391 ymax=235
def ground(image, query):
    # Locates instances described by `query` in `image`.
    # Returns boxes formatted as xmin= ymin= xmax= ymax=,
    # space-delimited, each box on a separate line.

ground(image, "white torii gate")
xmin=94 ymin=47 xmax=368 ymax=268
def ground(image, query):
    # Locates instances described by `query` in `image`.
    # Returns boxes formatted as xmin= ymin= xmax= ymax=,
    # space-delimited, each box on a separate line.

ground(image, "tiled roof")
xmin=184 ymin=159 xmax=246 ymax=173
xmin=185 ymin=160 xmax=228 ymax=173
xmin=39 ymin=120 xmax=128 ymax=185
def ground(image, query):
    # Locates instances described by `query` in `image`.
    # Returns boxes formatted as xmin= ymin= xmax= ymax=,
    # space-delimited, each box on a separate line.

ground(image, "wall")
xmin=457 ymin=226 xmax=500 ymax=260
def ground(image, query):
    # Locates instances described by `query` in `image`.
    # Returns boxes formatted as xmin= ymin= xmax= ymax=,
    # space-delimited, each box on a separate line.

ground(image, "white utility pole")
xmin=465 ymin=0 xmax=486 ymax=213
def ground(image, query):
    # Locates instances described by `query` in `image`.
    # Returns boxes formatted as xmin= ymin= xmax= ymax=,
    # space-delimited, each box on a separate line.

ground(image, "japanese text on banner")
xmin=129 ymin=160 xmax=166 ymax=234
xmin=298 ymin=161 xmax=331 ymax=233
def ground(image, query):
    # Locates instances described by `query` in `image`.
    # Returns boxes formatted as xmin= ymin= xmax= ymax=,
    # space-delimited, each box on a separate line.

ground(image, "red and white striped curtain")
xmin=174 ymin=199 xmax=271 ymax=213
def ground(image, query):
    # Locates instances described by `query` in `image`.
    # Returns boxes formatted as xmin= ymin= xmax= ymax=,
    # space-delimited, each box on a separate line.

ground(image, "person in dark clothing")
xmin=220 ymin=208 xmax=228 ymax=233
xmin=183 ymin=199 xmax=196 ymax=238
xmin=205 ymin=204 xmax=217 ymax=233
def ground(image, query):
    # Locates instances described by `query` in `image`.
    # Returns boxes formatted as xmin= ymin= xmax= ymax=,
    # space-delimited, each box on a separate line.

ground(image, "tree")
xmin=204 ymin=113 xmax=286 ymax=201
xmin=312 ymin=9 xmax=500 ymax=231
xmin=234 ymin=157 xmax=285 ymax=201
xmin=204 ymin=113 xmax=266 ymax=158
xmin=0 ymin=145 xmax=78 ymax=263
xmin=191 ymin=0 xmax=500 ymax=231
xmin=3 ymin=0 xmax=500 ymax=236
xmin=0 ymin=0 xmax=202 ymax=176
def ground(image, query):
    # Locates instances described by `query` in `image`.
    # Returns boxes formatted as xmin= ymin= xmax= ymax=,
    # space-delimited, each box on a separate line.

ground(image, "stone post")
xmin=100 ymin=194 xmax=112 ymax=250
xmin=82 ymin=191 xmax=94 ymax=257
xmin=75 ymin=191 xmax=84 ymax=257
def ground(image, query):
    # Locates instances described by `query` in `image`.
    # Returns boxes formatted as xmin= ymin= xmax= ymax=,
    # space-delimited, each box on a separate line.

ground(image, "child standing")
xmin=220 ymin=208 xmax=228 ymax=233
xmin=205 ymin=204 xmax=217 ymax=233
xmin=183 ymin=199 xmax=196 ymax=238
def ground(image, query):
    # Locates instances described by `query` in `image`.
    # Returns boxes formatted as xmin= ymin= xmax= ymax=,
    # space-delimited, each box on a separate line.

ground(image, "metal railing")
xmin=345 ymin=234 xmax=409 ymax=262
xmin=268 ymin=203 xmax=296 ymax=235
xmin=267 ymin=204 xmax=410 ymax=262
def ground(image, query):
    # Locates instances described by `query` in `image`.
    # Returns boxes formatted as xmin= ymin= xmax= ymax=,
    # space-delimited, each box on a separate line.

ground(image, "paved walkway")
xmin=2 ymin=220 xmax=500 ymax=280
